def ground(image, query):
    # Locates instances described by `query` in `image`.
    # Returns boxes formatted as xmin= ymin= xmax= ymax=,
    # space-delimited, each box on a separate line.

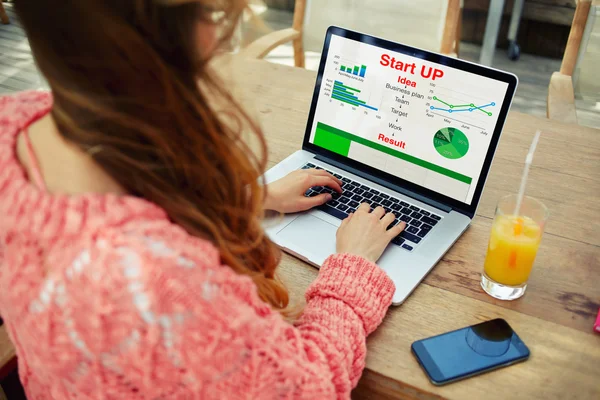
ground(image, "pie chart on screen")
xmin=433 ymin=127 xmax=469 ymax=160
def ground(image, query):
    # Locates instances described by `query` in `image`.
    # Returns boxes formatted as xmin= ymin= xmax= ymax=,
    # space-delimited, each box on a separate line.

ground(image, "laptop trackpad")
xmin=277 ymin=214 xmax=337 ymax=265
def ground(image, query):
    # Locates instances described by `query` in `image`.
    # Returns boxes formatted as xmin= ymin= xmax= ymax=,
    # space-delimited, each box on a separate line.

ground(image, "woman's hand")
xmin=336 ymin=203 xmax=406 ymax=262
xmin=264 ymin=169 xmax=343 ymax=213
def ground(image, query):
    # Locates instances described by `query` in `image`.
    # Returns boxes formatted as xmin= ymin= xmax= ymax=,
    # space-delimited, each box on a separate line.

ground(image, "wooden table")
xmin=1 ymin=57 xmax=599 ymax=398
xmin=219 ymin=56 xmax=600 ymax=399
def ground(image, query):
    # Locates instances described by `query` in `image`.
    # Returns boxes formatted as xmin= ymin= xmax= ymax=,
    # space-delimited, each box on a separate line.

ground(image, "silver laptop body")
xmin=263 ymin=27 xmax=518 ymax=305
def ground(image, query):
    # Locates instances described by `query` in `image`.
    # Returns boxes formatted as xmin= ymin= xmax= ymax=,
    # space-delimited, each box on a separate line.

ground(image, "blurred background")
xmin=0 ymin=0 xmax=597 ymax=127
xmin=0 ymin=1 xmax=598 ymax=397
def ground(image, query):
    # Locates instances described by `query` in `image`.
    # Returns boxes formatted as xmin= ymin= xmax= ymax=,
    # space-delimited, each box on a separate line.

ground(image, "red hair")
xmin=14 ymin=0 xmax=289 ymax=310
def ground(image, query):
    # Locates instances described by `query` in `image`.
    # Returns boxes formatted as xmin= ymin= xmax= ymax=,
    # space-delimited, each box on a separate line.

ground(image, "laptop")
xmin=263 ymin=27 xmax=518 ymax=305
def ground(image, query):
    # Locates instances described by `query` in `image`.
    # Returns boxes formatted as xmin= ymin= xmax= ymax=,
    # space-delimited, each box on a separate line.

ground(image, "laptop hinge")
xmin=314 ymin=154 xmax=453 ymax=214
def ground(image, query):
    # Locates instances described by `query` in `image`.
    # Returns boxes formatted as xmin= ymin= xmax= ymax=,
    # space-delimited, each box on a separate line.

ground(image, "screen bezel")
xmin=411 ymin=319 xmax=530 ymax=385
xmin=301 ymin=26 xmax=518 ymax=217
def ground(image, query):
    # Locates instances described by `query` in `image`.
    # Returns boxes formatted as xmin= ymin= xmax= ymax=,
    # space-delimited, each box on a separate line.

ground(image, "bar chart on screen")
xmin=310 ymin=33 xmax=511 ymax=203
xmin=329 ymin=80 xmax=379 ymax=111
xmin=340 ymin=61 xmax=367 ymax=77
xmin=332 ymin=54 xmax=369 ymax=80
xmin=325 ymin=55 xmax=382 ymax=113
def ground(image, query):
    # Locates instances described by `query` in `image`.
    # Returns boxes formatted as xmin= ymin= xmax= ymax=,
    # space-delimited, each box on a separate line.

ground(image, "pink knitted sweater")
xmin=0 ymin=92 xmax=395 ymax=399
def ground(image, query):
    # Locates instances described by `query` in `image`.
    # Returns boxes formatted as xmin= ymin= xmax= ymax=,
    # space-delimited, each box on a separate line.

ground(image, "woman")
xmin=0 ymin=0 xmax=406 ymax=398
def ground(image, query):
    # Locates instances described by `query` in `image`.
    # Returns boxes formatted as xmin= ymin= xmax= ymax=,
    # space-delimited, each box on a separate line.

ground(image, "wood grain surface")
xmin=217 ymin=56 xmax=600 ymax=399
xmin=0 ymin=56 xmax=598 ymax=399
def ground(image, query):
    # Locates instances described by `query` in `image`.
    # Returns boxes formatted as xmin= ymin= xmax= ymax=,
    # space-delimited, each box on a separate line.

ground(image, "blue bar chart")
xmin=332 ymin=81 xmax=378 ymax=111
xmin=340 ymin=63 xmax=367 ymax=77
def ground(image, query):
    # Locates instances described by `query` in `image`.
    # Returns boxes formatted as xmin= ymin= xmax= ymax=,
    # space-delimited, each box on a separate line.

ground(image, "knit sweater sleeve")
xmin=45 ymin=233 xmax=395 ymax=399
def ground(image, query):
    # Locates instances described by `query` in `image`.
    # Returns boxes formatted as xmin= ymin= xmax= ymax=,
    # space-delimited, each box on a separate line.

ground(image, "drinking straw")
xmin=513 ymin=130 xmax=541 ymax=220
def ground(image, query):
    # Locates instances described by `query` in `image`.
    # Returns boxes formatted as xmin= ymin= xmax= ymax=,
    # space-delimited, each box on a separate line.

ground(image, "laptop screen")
xmin=307 ymin=33 xmax=511 ymax=205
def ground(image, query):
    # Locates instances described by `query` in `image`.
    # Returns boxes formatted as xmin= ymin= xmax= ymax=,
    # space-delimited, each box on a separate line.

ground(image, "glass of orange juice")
xmin=481 ymin=194 xmax=548 ymax=300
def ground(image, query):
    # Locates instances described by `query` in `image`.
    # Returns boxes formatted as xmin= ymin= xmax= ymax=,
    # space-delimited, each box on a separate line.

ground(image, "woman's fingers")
xmin=371 ymin=206 xmax=386 ymax=218
xmin=298 ymin=193 xmax=332 ymax=211
xmin=308 ymin=175 xmax=343 ymax=193
xmin=308 ymin=168 xmax=343 ymax=185
xmin=381 ymin=211 xmax=396 ymax=226
xmin=357 ymin=203 xmax=370 ymax=213
xmin=340 ymin=212 xmax=354 ymax=227
xmin=387 ymin=221 xmax=406 ymax=238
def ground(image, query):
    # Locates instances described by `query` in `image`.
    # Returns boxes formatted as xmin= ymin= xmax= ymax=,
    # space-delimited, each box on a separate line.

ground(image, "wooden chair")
xmin=243 ymin=0 xmax=462 ymax=68
xmin=0 ymin=1 xmax=9 ymax=25
xmin=243 ymin=0 xmax=307 ymax=67
xmin=547 ymin=0 xmax=599 ymax=124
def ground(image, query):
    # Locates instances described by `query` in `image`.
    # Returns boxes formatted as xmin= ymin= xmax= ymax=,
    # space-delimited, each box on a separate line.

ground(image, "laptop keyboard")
xmin=301 ymin=162 xmax=443 ymax=251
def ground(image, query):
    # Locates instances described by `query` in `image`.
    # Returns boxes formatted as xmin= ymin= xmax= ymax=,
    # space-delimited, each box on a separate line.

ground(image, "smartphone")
xmin=411 ymin=318 xmax=530 ymax=386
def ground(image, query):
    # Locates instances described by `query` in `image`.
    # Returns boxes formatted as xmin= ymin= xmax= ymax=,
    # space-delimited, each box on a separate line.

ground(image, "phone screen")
xmin=411 ymin=319 xmax=530 ymax=385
